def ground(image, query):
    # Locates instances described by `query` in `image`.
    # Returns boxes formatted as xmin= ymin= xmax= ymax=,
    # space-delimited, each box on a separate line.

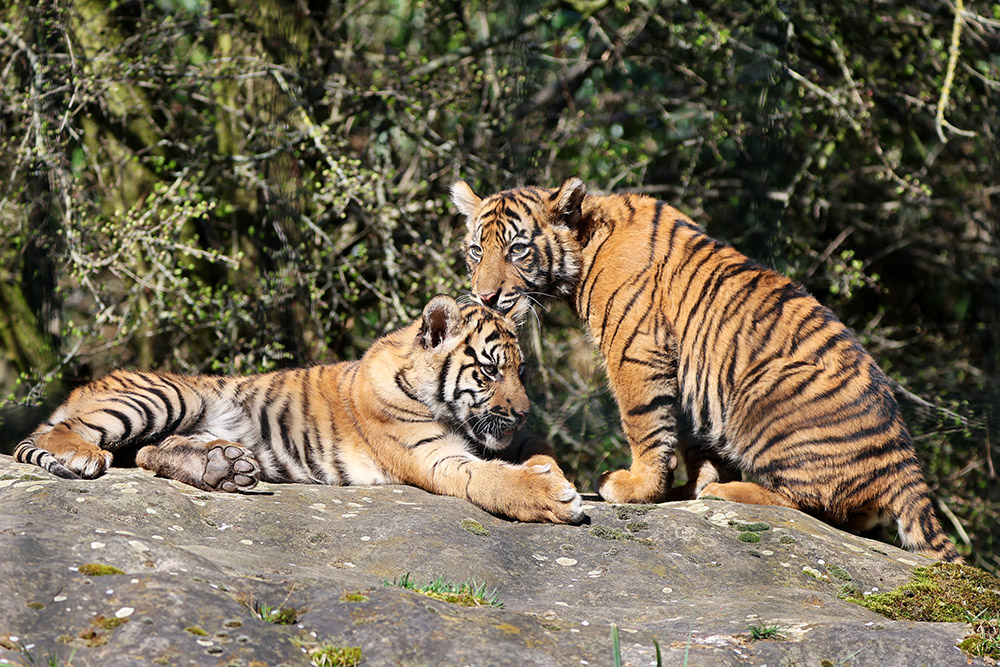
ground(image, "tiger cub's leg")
xmin=661 ymin=436 xmax=742 ymax=501
xmin=697 ymin=480 xmax=801 ymax=510
xmin=16 ymin=370 xmax=211 ymax=480
xmin=598 ymin=330 xmax=682 ymax=504
xmin=405 ymin=434 xmax=584 ymax=524
xmin=136 ymin=436 xmax=260 ymax=493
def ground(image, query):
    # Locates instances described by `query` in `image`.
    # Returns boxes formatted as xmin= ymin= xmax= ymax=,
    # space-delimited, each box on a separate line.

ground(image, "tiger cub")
xmin=451 ymin=177 xmax=961 ymax=561
xmin=13 ymin=295 xmax=584 ymax=524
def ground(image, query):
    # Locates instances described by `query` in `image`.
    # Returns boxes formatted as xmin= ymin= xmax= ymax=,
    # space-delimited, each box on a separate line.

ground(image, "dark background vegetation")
xmin=1 ymin=0 xmax=997 ymax=569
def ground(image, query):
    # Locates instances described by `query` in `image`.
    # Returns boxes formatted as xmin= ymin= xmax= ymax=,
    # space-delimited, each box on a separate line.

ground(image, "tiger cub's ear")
xmin=553 ymin=177 xmax=586 ymax=229
xmin=420 ymin=295 xmax=463 ymax=349
xmin=451 ymin=180 xmax=482 ymax=226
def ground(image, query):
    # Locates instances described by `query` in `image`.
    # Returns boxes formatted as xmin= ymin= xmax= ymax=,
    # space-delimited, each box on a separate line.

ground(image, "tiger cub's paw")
xmin=203 ymin=443 xmax=259 ymax=493
xmin=37 ymin=432 xmax=113 ymax=479
xmin=62 ymin=447 xmax=113 ymax=479
xmin=519 ymin=463 xmax=585 ymax=525
xmin=597 ymin=468 xmax=666 ymax=504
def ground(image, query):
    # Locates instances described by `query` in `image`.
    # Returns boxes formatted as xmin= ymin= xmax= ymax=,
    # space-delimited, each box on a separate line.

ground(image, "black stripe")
xmin=627 ymin=393 xmax=678 ymax=417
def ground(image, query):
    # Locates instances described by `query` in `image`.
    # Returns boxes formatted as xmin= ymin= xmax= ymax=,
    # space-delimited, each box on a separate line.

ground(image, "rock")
xmin=0 ymin=454 xmax=981 ymax=666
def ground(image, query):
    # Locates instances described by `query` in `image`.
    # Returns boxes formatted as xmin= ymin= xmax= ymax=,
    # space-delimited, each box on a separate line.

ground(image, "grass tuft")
xmin=253 ymin=602 xmax=299 ymax=625
xmin=747 ymin=622 xmax=784 ymax=641
xmin=383 ymin=573 xmax=502 ymax=608
xmin=291 ymin=637 xmax=362 ymax=667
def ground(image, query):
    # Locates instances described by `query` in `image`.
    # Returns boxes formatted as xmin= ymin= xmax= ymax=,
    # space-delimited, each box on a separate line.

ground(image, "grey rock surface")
xmin=0 ymin=454 xmax=980 ymax=666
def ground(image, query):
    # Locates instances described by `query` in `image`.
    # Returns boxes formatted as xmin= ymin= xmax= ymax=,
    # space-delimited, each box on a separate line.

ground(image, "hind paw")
xmin=203 ymin=443 xmax=259 ymax=492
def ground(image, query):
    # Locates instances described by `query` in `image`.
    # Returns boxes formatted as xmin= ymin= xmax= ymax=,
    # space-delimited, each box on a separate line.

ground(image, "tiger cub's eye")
xmin=468 ymin=244 xmax=483 ymax=260
xmin=509 ymin=242 xmax=528 ymax=257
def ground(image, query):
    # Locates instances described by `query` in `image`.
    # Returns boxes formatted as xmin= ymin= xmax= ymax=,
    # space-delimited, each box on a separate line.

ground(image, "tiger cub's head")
xmin=411 ymin=295 xmax=530 ymax=451
xmin=451 ymin=178 xmax=587 ymax=322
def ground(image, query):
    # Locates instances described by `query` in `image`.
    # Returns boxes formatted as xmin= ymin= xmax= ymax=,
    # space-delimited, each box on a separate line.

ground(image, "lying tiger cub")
xmin=14 ymin=295 xmax=584 ymax=524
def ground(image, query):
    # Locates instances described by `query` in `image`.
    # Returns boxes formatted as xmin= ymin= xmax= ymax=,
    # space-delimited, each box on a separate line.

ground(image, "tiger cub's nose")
xmin=479 ymin=291 xmax=499 ymax=307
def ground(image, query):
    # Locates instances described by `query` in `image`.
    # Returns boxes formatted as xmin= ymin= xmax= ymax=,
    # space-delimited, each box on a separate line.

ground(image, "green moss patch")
xmin=614 ymin=504 xmax=656 ymax=520
xmin=845 ymin=563 xmax=1000 ymax=661
xmin=590 ymin=525 xmax=630 ymax=541
xmin=92 ymin=615 xmax=129 ymax=631
xmin=460 ymin=518 xmax=489 ymax=536
xmin=827 ymin=564 xmax=852 ymax=581
xmin=737 ymin=532 xmax=762 ymax=543
xmin=79 ymin=628 xmax=109 ymax=647
xmin=184 ymin=626 xmax=209 ymax=636
xmin=589 ymin=525 xmax=653 ymax=545
xmin=340 ymin=592 xmax=369 ymax=603
xmin=625 ymin=521 xmax=649 ymax=533
xmin=846 ymin=563 xmax=1000 ymax=622
xmin=730 ymin=520 xmax=771 ymax=532
xmin=78 ymin=563 xmax=125 ymax=576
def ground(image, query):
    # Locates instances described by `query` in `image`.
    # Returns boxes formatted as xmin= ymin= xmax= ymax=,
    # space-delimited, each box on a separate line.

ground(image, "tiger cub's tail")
xmin=891 ymin=466 xmax=962 ymax=562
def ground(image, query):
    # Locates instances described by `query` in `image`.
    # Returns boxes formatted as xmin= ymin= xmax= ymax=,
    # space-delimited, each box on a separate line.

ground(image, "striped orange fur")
xmin=14 ymin=296 xmax=583 ymax=524
xmin=452 ymin=177 xmax=961 ymax=561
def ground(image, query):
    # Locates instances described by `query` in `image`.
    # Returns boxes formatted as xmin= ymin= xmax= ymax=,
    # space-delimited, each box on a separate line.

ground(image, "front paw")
xmin=517 ymin=463 xmax=585 ymax=524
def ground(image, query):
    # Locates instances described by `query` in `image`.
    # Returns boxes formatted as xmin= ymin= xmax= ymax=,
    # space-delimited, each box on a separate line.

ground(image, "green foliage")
xmin=0 ymin=0 xmax=997 ymax=570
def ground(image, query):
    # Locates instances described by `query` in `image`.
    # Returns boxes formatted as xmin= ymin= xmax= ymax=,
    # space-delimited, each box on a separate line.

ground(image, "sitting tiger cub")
xmin=14 ymin=295 xmax=584 ymax=524
xmin=452 ymin=177 xmax=961 ymax=561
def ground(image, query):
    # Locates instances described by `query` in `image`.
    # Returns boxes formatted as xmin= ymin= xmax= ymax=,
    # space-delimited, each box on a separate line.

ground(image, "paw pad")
xmin=203 ymin=445 xmax=259 ymax=492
